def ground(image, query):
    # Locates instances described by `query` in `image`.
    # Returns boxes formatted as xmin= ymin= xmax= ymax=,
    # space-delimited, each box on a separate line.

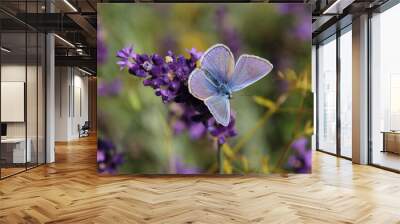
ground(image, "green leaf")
xmin=222 ymin=144 xmax=235 ymax=160
xmin=261 ymin=156 xmax=270 ymax=174
xmin=304 ymin=121 xmax=314 ymax=135
xmin=223 ymin=160 xmax=233 ymax=174
xmin=253 ymin=96 xmax=277 ymax=112
xmin=128 ymin=91 xmax=141 ymax=111
xmin=241 ymin=156 xmax=249 ymax=172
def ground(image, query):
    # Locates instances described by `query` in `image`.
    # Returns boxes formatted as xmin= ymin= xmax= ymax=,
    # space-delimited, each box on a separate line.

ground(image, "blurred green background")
xmin=98 ymin=3 xmax=312 ymax=174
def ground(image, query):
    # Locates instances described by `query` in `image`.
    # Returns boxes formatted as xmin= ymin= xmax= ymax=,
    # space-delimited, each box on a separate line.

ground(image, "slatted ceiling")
xmin=76 ymin=0 xmax=97 ymax=12
xmin=51 ymin=0 xmax=97 ymax=13
xmin=1 ymin=135 xmax=400 ymax=222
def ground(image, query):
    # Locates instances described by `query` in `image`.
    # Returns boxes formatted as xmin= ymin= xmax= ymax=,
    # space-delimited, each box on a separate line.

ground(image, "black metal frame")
xmin=0 ymin=0 xmax=47 ymax=180
xmin=367 ymin=10 xmax=373 ymax=166
xmin=0 ymin=19 xmax=2 ymax=179
xmin=336 ymin=24 xmax=341 ymax=158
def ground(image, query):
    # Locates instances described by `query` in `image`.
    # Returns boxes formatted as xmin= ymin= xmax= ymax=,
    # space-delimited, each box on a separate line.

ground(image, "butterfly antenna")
xmin=231 ymin=94 xmax=252 ymax=100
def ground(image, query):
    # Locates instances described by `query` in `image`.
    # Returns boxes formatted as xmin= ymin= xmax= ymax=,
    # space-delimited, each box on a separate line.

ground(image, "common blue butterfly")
xmin=188 ymin=44 xmax=273 ymax=126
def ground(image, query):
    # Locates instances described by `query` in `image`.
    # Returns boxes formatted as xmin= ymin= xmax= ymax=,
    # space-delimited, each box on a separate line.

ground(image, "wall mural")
xmin=97 ymin=3 xmax=312 ymax=174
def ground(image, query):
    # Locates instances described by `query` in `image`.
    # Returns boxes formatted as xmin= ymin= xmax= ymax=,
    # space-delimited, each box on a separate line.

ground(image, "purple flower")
xmin=187 ymin=48 xmax=203 ymax=61
xmin=276 ymin=4 xmax=305 ymax=15
xmin=294 ymin=15 xmax=311 ymax=41
xmin=170 ymin=104 xmax=208 ymax=140
xmin=97 ymin=36 xmax=107 ymax=65
xmin=207 ymin=115 xmax=237 ymax=145
xmin=98 ymin=78 xmax=122 ymax=97
xmin=98 ymin=138 xmax=124 ymax=174
xmin=127 ymin=50 xmax=198 ymax=103
xmin=277 ymin=79 xmax=289 ymax=93
xmin=117 ymin=46 xmax=238 ymax=145
xmin=276 ymin=4 xmax=311 ymax=41
xmin=116 ymin=46 xmax=136 ymax=70
xmin=215 ymin=6 xmax=241 ymax=56
xmin=287 ymin=137 xmax=311 ymax=173
xmin=189 ymin=122 xmax=207 ymax=139
xmin=97 ymin=23 xmax=108 ymax=65
xmin=172 ymin=155 xmax=200 ymax=174
xmin=173 ymin=120 xmax=186 ymax=135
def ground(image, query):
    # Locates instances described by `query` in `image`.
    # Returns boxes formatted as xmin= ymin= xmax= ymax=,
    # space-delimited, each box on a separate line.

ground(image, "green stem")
xmin=218 ymin=143 xmax=223 ymax=174
xmin=274 ymin=91 xmax=307 ymax=172
xmin=232 ymin=93 xmax=288 ymax=154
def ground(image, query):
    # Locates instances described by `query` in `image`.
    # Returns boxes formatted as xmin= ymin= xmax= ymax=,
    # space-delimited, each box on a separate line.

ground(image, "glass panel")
xmin=1 ymin=30 xmax=27 ymax=177
xmin=26 ymin=0 xmax=39 ymax=170
xmin=0 ymin=1 xmax=46 ymax=178
xmin=371 ymin=4 xmax=400 ymax=171
xmin=339 ymin=28 xmax=352 ymax=158
xmin=38 ymin=32 xmax=45 ymax=165
xmin=317 ymin=36 xmax=337 ymax=154
xmin=27 ymin=31 xmax=38 ymax=169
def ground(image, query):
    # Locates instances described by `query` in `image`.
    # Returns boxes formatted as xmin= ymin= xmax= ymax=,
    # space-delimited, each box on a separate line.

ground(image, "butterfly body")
xmin=200 ymin=69 xmax=229 ymax=96
xmin=188 ymin=44 xmax=273 ymax=127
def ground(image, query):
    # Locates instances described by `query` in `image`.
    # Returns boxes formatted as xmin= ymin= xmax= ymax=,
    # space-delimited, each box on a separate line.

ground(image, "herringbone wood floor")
xmin=1 ymin=135 xmax=400 ymax=224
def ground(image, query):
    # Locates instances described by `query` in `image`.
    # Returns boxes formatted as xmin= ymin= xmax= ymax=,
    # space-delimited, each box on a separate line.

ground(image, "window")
xmin=317 ymin=35 xmax=337 ymax=154
xmin=0 ymin=1 xmax=46 ymax=179
xmin=370 ymin=3 xmax=400 ymax=171
xmin=339 ymin=27 xmax=352 ymax=158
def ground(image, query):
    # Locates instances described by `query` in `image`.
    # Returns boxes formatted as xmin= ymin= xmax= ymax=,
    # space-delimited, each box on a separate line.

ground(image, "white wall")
xmin=1 ymin=65 xmax=37 ymax=138
xmin=55 ymin=67 xmax=69 ymax=141
xmin=55 ymin=67 xmax=89 ymax=141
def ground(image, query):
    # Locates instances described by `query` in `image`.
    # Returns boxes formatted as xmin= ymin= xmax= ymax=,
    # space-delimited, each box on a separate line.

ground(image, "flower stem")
xmin=274 ymin=90 xmax=307 ymax=172
xmin=217 ymin=142 xmax=223 ymax=174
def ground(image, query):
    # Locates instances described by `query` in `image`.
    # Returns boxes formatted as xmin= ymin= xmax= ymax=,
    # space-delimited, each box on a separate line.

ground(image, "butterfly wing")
xmin=200 ymin=44 xmax=235 ymax=83
xmin=204 ymin=95 xmax=230 ymax=127
xmin=229 ymin=55 xmax=273 ymax=92
xmin=188 ymin=68 xmax=219 ymax=100
xmin=189 ymin=44 xmax=234 ymax=125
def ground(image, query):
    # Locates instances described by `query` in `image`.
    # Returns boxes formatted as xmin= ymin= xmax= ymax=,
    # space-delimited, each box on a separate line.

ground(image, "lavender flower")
xmin=97 ymin=36 xmax=108 ymax=65
xmin=98 ymin=138 xmax=123 ymax=174
xmin=97 ymin=23 xmax=108 ymax=65
xmin=207 ymin=115 xmax=237 ymax=145
xmin=294 ymin=15 xmax=311 ymax=41
xmin=116 ymin=46 xmax=136 ymax=70
xmin=215 ymin=6 xmax=241 ymax=56
xmin=287 ymin=137 xmax=311 ymax=173
xmin=276 ymin=4 xmax=305 ymax=15
xmin=276 ymin=4 xmax=311 ymax=41
xmin=172 ymin=155 xmax=200 ymax=174
xmin=119 ymin=48 xmax=198 ymax=103
xmin=98 ymin=77 xmax=122 ymax=97
xmin=116 ymin=46 xmax=238 ymax=145
xmin=187 ymin=48 xmax=202 ymax=61
xmin=171 ymin=104 xmax=207 ymax=139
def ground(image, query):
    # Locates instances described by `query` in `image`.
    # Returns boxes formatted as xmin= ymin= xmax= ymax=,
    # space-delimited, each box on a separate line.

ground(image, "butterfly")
xmin=188 ymin=44 xmax=273 ymax=126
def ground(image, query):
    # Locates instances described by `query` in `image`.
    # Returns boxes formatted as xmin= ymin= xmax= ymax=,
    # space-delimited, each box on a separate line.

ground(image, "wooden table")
xmin=381 ymin=131 xmax=400 ymax=154
xmin=1 ymin=138 xmax=31 ymax=163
